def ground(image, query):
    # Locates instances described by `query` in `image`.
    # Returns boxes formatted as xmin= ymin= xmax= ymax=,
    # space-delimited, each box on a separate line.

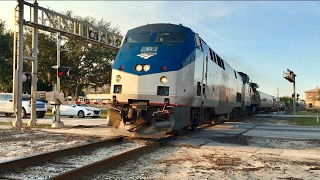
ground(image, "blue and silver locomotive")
xmin=107 ymin=23 xmax=269 ymax=138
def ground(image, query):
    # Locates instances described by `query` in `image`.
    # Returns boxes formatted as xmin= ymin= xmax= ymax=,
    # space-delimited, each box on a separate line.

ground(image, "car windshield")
xmin=77 ymin=104 xmax=88 ymax=107
xmin=155 ymin=32 xmax=185 ymax=43
xmin=22 ymin=97 xmax=30 ymax=101
xmin=125 ymin=33 xmax=151 ymax=44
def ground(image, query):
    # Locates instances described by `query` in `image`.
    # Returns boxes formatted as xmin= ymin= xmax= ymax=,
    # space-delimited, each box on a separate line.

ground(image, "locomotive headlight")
xmin=135 ymin=64 xmax=142 ymax=72
xmin=116 ymin=75 xmax=121 ymax=82
xmin=160 ymin=76 xmax=168 ymax=84
xmin=143 ymin=64 xmax=150 ymax=71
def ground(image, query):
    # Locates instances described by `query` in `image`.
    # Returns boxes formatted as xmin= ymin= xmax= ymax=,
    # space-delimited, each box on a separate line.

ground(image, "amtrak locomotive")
xmin=107 ymin=23 xmax=275 ymax=138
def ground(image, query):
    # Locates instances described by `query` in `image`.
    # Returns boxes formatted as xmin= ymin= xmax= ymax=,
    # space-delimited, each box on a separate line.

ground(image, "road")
xmin=203 ymin=121 xmax=320 ymax=140
xmin=1 ymin=115 xmax=320 ymax=140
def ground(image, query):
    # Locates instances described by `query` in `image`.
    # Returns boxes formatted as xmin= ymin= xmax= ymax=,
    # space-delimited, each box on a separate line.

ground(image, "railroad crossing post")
xmin=27 ymin=0 xmax=39 ymax=127
xmin=52 ymin=32 xmax=64 ymax=128
xmin=293 ymin=80 xmax=296 ymax=115
xmin=283 ymin=69 xmax=296 ymax=115
xmin=12 ymin=0 xmax=24 ymax=128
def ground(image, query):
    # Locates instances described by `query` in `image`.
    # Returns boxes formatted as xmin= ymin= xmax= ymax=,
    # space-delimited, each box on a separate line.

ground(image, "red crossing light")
xmin=58 ymin=67 xmax=67 ymax=78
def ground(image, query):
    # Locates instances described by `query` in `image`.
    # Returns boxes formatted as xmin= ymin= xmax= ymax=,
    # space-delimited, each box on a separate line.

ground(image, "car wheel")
xmin=36 ymin=112 xmax=45 ymax=118
xmin=78 ymin=110 xmax=85 ymax=118
xmin=21 ymin=108 xmax=27 ymax=118
xmin=69 ymin=116 xmax=74 ymax=118
xmin=5 ymin=113 xmax=12 ymax=117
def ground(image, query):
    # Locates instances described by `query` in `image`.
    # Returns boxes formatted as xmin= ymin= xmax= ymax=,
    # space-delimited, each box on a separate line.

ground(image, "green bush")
xmin=306 ymin=109 xmax=319 ymax=113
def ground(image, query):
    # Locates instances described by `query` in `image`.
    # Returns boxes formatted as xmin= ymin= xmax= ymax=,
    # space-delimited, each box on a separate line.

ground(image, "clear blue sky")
xmin=1 ymin=1 xmax=320 ymax=100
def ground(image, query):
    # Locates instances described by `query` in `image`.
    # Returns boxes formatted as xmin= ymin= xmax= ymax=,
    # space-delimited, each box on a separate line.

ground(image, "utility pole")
xmin=283 ymin=69 xmax=297 ymax=115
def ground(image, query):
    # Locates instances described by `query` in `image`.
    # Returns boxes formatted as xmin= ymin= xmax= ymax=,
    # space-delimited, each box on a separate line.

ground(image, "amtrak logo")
xmin=137 ymin=53 xmax=156 ymax=59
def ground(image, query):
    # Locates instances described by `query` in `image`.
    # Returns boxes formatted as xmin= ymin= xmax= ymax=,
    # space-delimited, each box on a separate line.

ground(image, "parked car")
xmin=52 ymin=104 xmax=101 ymax=118
xmin=0 ymin=93 xmax=47 ymax=118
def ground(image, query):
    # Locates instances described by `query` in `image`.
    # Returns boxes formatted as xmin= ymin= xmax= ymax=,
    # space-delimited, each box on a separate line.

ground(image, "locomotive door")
xmin=201 ymin=53 xmax=208 ymax=98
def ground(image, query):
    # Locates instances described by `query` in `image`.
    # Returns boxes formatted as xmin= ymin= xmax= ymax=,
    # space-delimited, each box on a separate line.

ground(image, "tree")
xmin=280 ymin=96 xmax=293 ymax=107
xmin=23 ymin=27 xmax=57 ymax=93
xmin=56 ymin=11 xmax=121 ymax=98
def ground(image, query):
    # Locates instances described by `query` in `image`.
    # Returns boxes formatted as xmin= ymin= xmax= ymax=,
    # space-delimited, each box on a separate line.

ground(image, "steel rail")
xmin=0 ymin=136 xmax=123 ymax=173
xmin=51 ymin=135 xmax=178 ymax=180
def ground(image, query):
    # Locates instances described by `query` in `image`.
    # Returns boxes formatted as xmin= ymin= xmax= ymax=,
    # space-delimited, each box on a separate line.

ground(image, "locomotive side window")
xmin=197 ymin=82 xmax=201 ymax=96
xmin=236 ymin=93 xmax=241 ymax=102
xmin=155 ymin=32 xmax=185 ymax=43
xmin=209 ymin=48 xmax=215 ymax=62
xmin=126 ymin=33 xmax=151 ymax=44
xmin=220 ymin=59 xmax=225 ymax=70
xmin=213 ymin=52 xmax=218 ymax=64
xmin=213 ymin=51 xmax=217 ymax=63
xmin=217 ymin=56 xmax=222 ymax=67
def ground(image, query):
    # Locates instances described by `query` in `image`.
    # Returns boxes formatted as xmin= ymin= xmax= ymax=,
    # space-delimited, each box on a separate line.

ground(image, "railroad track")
xmin=0 ymin=135 xmax=177 ymax=179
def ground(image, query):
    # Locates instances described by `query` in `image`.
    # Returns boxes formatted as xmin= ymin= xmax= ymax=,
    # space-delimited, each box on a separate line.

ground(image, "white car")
xmin=0 ymin=93 xmax=47 ymax=118
xmin=52 ymin=104 xmax=101 ymax=118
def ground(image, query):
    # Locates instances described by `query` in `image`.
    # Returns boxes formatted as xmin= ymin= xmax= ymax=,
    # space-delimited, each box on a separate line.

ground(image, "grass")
xmin=287 ymin=111 xmax=320 ymax=126
xmin=100 ymin=109 xmax=108 ymax=118
xmin=0 ymin=121 xmax=52 ymax=129
xmin=0 ymin=121 xmax=11 ymax=126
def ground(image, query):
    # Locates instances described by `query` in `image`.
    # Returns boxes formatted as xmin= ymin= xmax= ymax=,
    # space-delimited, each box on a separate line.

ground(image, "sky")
xmin=1 ymin=1 xmax=320 ymax=100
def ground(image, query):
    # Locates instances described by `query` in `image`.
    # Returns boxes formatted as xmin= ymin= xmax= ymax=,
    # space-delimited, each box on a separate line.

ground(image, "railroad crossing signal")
xmin=52 ymin=66 xmax=77 ymax=78
xmin=58 ymin=67 xmax=67 ymax=78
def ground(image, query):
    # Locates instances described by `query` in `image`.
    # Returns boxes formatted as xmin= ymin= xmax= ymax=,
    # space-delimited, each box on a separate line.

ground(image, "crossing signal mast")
xmin=284 ymin=69 xmax=297 ymax=115
xmin=12 ymin=0 xmax=123 ymax=128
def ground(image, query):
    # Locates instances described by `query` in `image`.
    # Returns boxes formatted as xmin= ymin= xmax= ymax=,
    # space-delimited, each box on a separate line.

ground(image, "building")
xmin=86 ymin=93 xmax=111 ymax=104
xmin=305 ymin=86 xmax=320 ymax=109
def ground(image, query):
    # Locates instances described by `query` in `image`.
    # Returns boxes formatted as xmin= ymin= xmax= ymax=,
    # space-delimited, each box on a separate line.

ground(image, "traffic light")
xmin=66 ymin=69 xmax=77 ymax=76
xmin=296 ymin=94 xmax=300 ymax=101
xmin=57 ymin=66 xmax=67 ymax=78
xmin=292 ymin=93 xmax=295 ymax=98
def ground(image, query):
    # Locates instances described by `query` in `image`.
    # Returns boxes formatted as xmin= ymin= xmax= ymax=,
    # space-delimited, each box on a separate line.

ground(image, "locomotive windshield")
xmin=125 ymin=33 xmax=151 ymax=44
xmin=155 ymin=32 xmax=185 ymax=43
